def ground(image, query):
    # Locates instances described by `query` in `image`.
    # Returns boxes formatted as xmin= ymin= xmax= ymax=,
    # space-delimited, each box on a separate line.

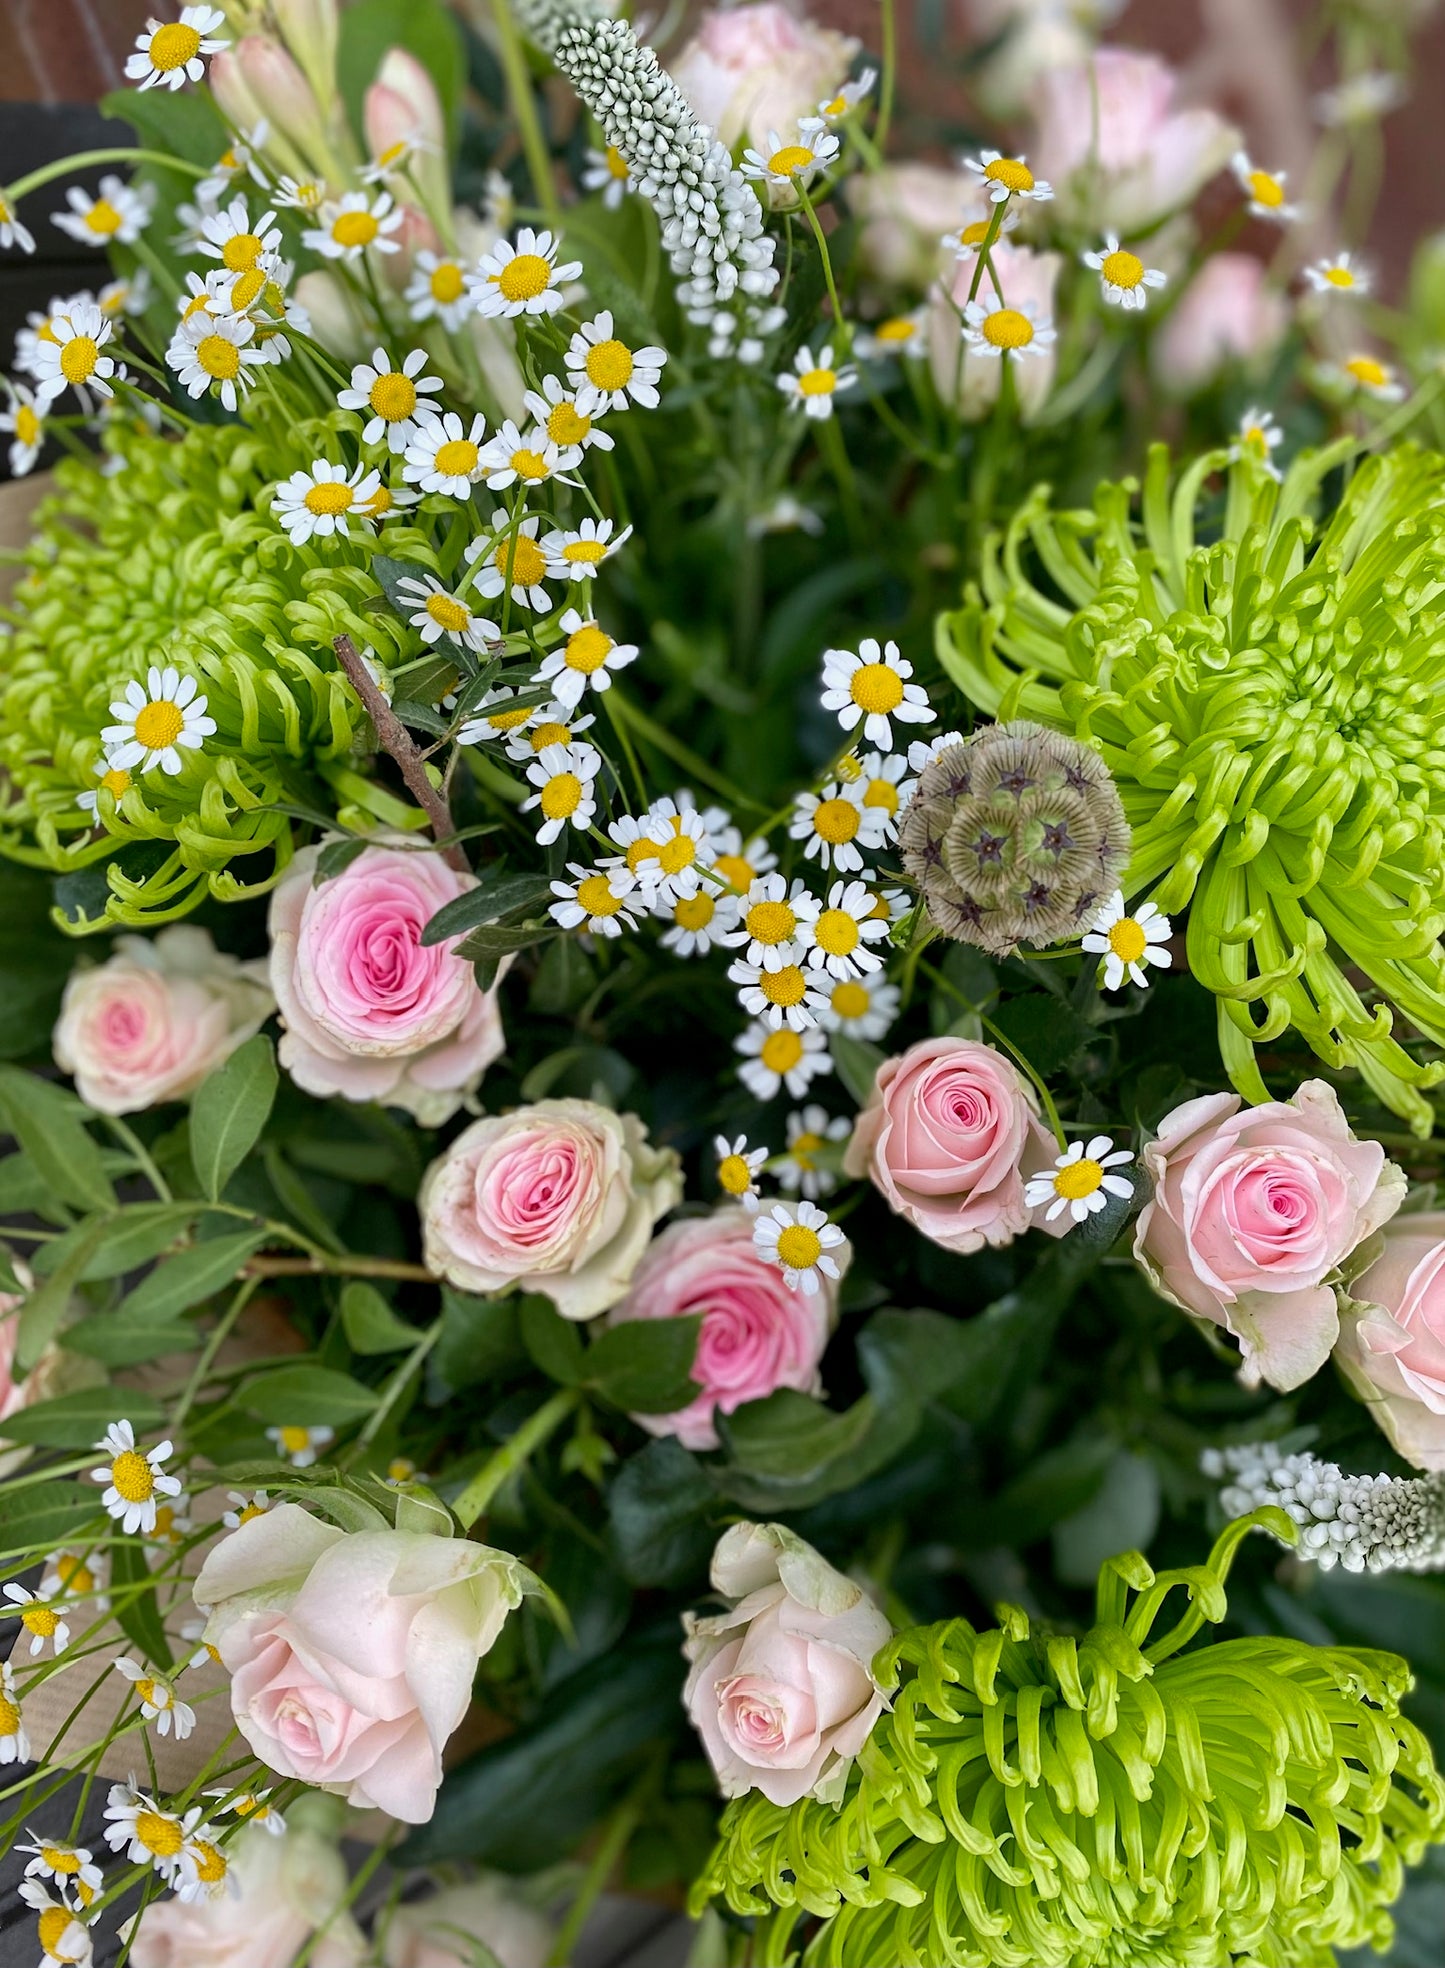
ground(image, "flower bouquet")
xmin=3 ymin=0 xmax=1445 ymax=1963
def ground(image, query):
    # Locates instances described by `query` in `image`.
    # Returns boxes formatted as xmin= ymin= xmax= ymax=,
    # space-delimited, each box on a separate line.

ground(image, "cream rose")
xmin=420 ymin=1098 xmax=682 ymax=1320
xmin=670 ymin=2 xmax=858 ymax=151
xmin=128 ymin=1821 xmax=366 ymax=1968
xmin=383 ymin=1878 xmax=554 ymax=1968
xmin=684 ymin=1521 xmax=891 ymax=1808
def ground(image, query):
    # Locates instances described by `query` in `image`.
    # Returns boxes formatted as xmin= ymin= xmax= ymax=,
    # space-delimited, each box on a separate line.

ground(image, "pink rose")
xmin=420 ymin=1098 xmax=682 ymax=1320
xmin=1336 ymin=1213 xmax=1445 ymax=1471
xmin=129 ymin=1821 xmax=365 ymax=1968
xmin=927 ymin=241 xmax=1063 ymax=423
xmin=194 ymin=1506 xmax=535 ymax=1823
xmin=844 ymin=1036 xmax=1057 ymax=1254
xmin=683 ymin=1522 xmax=891 ymax=1807
xmin=1152 ymin=253 xmax=1290 ymax=395
xmin=1134 ymin=1081 xmax=1405 ymax=1393
xmin=383 ymin=1879 xmax=553 ymax=1968
xmin=849 ymin=163 xmax=985 ymax=291
xmin=268 ymin=842 xmax=505 ymax=1125
xmin=53 ymin=925 xmax=272 ymax=1115
xmin=1030 ymin=50 xmax=1238 ymax=234
xmin=609 ymin=1209 xmax=839 ymax=1451
xmin=670 ymin=2 xmax=859 ymax=150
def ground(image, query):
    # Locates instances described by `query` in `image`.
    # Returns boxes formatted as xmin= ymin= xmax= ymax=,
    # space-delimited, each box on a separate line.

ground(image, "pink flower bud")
xmin=370 ymin=48 xmax=446 ymax=152
xmin=235 ymin=34 xmax=328 ymax=156
xmin=1151 ymin=252 xmax=1290 ymax=395
xmin=207 ymin=47 xmax=266 ymax=133
xmin=271 ymin=0 xmax=339 ymax=101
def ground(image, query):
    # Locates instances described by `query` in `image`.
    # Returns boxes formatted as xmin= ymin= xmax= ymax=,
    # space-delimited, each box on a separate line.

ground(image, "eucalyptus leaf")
xmin=189 ymin=1036 xmax=278 ymax=1201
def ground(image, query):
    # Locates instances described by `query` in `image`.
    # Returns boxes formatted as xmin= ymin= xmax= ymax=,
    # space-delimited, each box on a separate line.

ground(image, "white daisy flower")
xmin=778 ymin=1105 xmax=851 ymax=1200
xmin=112 ymin=1658 xmax=195 ymax=1740
xmin=205 ymin=1789 xmax=286 ymax=1836
xmin=469 ymin=227 xmax=582 ymax=318
xmin=807 ymin=67 xmax=878 ymax=124
xmin=0 ymin=194 xmax=36 ymax=255
xmin=265 ymin=1423 xmax=335 ymax=1467
xmin=125 ymin=6 xmax=228 ymax=89
xmin=943 ymin=207 xmax=1020 ymax=260
xmin=1304 ymin=251 xmax=1371 ymax=296
xmin=3 ymin=1583 xmax=69 ymax=1657
xmin=102 ymin=665 xmax=215 ymax=776
xmin=582 ymin=144 xmax=631 ymax=207
xmin=39 ymin=1548 xmax=111 ymax=1613
xmin=360 ymin=131 xmax=433 ymax=185
xmin=522 ymin=374 xmax=614 ymax=467
xmin=30 ymin=301 xmax=115 ymax=406
xmin=962 ymin=294 xmax=1057 ymax=361
xmin=478 ymin=419 xmax=565 ymax=492
xmin=17 ymin=1879 xmax=91 ymax=1965
xmin=354 ymin=480 xmax=416 ymax=525
xmin=90 ymin=1420 xmax=182 ymax=1535
xmin=855 ymin=310 xmax=926 ymax=361
xmin=0 ymin=380 xmax=44 ymax=475
xmin=52 ymin=176 xmax=153 ymax=246
xmin=405 ymin=250 xmax=474 ymax=330
xmin=97 ymin=269 xmax=152 ymax=318
xmin=102 ymin=1782 xmax=191 ymax=1881
xmin=789 ymin=781 xmax=890 ymax=874
xmin=796 ymin=877 xmax=890 ymax=979
xmin=752 ymin=1198 xmax=848 ymax=1295
xmin=746 ymin=494 xmax=825 ymax=537
xmin=272 ymin=176 xmax=326 ymax=214
xmin=522 ymin=742 xmax=603 ymax=845
xmin=1232 ymin=152 xmax=1300 ymax=223
xmin=0 ymin=1660 xmax=28 ymax=1764
xmin=777 ymin=343 xmax=857 ymax=420
xmin=820 ymin=638 xmax=934 ymax=750
xmin=502 ymin=701 xmax=594 ymax=761
xmin=534 ymin=608 xmax=639 ymax=707
xmin=715 ymin=1134 xmax=767 ymax=1210
xmin=964 ymin=150 xmax=1053 ymax=203
xmin=195 ymin=122 xmax=269 ymax=205
xmin=629 ymin=803 xmax=715 ymax=906
xmin=723 ymin=872 xmax=821 ymax=966
xmin=1024 ymin=1136 xmax=1135 ymax=1226
xmin=181 ymin=1617 xmax=220 ymax=1672
xmin=173 ymin=1825 xmax=233 ymax=1903
xmin=549 ymin=862 xmax=641 ymax=937
xmin=861 ymin=883 xmax=910 ymax=925
xmin=1316 ymin=71 xmax=1407 ymax=127
xmin=198 ymin=196 xmax=281 ymax=270
xmin=1082 ymin=890 xmax=1173 ymax=990
xmin=164 ymin=309 xmax=266 ymax=411
xmin=402 ymin=410 xmax=488 ymax=497
xmin=815 ymin=970 xmax=900 ymax=1042
xmin=728 ymin=944 xmax=831 ymax=1031
xmin=1081 ymin=234 xmax=1167 ymax=311
xmin=272 ymin=460 xmax=382 ymax=544
xmin=710 ymin=827 xmax=778 ymax=896
xmin=303 ymin=190 xmax=403 ymax=260
xmin=146 ymin=1495 xmax=192 ymax=1548
xmin=737 ymin=1020 xmax=833 ymax=1100
xmin=456 ymin=686 xmax=539 ymax=746
xmin=1230 ymin=407 xmax=1285 ymax=478
xmin=463 ymin=514 xmax=552 ymax=612
xmin=220 ymin=1489 xmax=271 ymax=1530
xmin=1333 ymin=352 xmax=1406 ymax=401
xmin=337 ymin=346 xmax=443 ymax=450
xmin=906 ymin=730 xmax=966 ymax=774
xmin=541 ymin=516 xmax=632 ymax=581
xmin=18 ymin=1834 xmax=102 ymax=1897
xmin=659 ymin=875 xmax=742 ymax=956
xmin=565 ymin=311 xmax=668 ymax=416
xmin=846 ymin=749 xmax=914 ymax=836
xmin=741 ymin=126 xmax=840 ymax=192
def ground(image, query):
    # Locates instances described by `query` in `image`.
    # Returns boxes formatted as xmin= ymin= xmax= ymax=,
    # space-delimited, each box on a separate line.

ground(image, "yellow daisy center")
xmin=496 ymin=536 xmax=546 ymax=585
xmin=133 ymin=701 xmax=184 ymax=751
xmin=362 ymin=485 xmax=393 ymax=515
xmin=236 ymin=1501 xmax=267 ymax=1524
xmin=429 ymin=262 xmax=465 ymax=303
xmin=511 ymin=448 xmax=550 ymax=480
xmin=864 ymin=891 xmax=893 ymax=920
xmin=229 ymin=266 xmax=267 ymax=309
xmin=196 ymin=333 xmax=240 ymax=380
xmin=776 ymin=1224 xmax=822 ymax=1269
xmin=1054 ymin=1156 xmax=1104 ymax=1201
xmin=1101 ymin=248 xmax=1144 ymax=290
xmin=863 ymin=777 xmax=898 ymax=812
xmin=1247 ymin=169 xmax=1285 ymax=208
xmin=1324 ymin=264 xmax=1355 ymax=288
xmin=54 ymin=1556 xmax=95 ymax=1595
xmin=605 ymin=145 xmax=628 ymax=180
xmin=38 ymin=1907 xmax=79 ymax=1959
xmin=850 ymin=663 xmax=903 ymax=714
xmin=830 ymin=979 xmax=870 ymax=1018
xmin=530 ymin=720 xmax=570 ymax=749
xmin=790 ymin=1130 xmax=824 ymax=1164
xmin=111 ymin=1449 xmax=156 ymax=1501
xmin=810 ymin=797 xmax=860 ymax=844
xmin=135 ymin=1811 xmax=183 ymax=1859
xmin=332 ymin=210 xmax=379 ymax=248
xmin=563 ymin=537 xmax=608 ymax=564
xmin=37 ymin=318 xmax=63 ymax=345
xmin=304 ymin=480 xmax=353 ymax=515
xmin=959 ymin=220 xmax=992 ymax=247
xmin=674 ymin=892 xmax=715 ymax=931
xmin=655 ymin=833 xmax=696 ymax=874
xmin=15 ymin=405 xmax=40 ymax=447
xmin=981 ymin=307 xmax=1033 ymax=351
xmin=135 ymin=1677 xmax=161 ymax=1706
xmin=41 ymin=1848 xmax=81 ymax=1875
xmin=277 ymin=1424 xmax=312 ymax=1454
xmin=0 ymin=1691 xmax=21 ymax=1736
xmin=798 ymin=367 xmax=836 ymax=397
xmin=576 ymin=874 xmax=624 ymax=917
xmin=221 ymin=232 xmax=264 ymax=271
xmin=369 ymin=372 xmax=417 ymax=420
xmin=769 ymin=145 xmax=815 ymax=175
xmin=760 ymin=964 xmax=807 ymax=1008
xmin=718 ymin=1152 xmax=753 ymax=1193
xmin=984 ymin=156 xmax=1034 ymax=193
xmin=874 ymin=316 xmax=916 ymax=344
xmin=21 ymin=1602 xmax=60 ymax=1638
xmin=74 ymin=1882 xmax=96 ymax=1911
xmin=586 ymin=340 xmax=634 ymax=392
xmin=540 ymin=773 xmax=583 ymax=820
xmin=191 ymin=1840 xmax=227 ymax=1884
xmin=713 ymin=853 xmax=754 ymax=893
xmin=433 ymin=438 xmax=478 ymax=478
xmin=547 ymin=401 xmax=590 ymax=446
xmin=813 ymin=908 xmax=859 ymax=956
xmin=565 ymin=625 xmax=613 ymax=673
xmin=1107 ymin=917 xmax=1149 ymax=963
xmin=1346 ymin=355 xmax=1389 ymax=388
xmin=97 ymin=765 xmax=130 ymax=800
xmin=487 ymin=704 xmax=532 ymax=731
xmin=760 ymin=1029 xmax=804 ymax=1073
xmin=149 ymin=22 xmax=201 ymax=69
xmin=234 ymin=1795 xmax=270 ymax=1818
xmin=59 ymin=337 xmax=99 ymax=384
xmin=746 ymin=899 xmax=796 ymax=945
xmin=822 ymin=94 xmax=848 ymax=116
xmin=84 ymin=198 xmax=123 ymax=236
xmin=496 ymin=253 xmax=552 ymax=302
xmin=377 ymin=140 xmax=409 ymax=168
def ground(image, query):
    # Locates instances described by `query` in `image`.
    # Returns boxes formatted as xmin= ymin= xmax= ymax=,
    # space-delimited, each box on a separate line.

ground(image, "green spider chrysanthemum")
xmin=936 ymin=439 xmax=1445 ymax=1132
xmin=0 ymin=416 xmax=427 ymax=930
xmin=693 ymin=1511 xmax=1445 ymax=1967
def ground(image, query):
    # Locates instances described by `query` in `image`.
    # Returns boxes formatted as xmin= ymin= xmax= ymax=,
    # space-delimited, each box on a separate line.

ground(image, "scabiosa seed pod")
xmin=691 ymin=1511 xmax=1445 ymax=1968
xmin=898 ymin=718 xmax=1130 ymax=955
xmin=938 ymin=440 xmax=1445 ymax=1132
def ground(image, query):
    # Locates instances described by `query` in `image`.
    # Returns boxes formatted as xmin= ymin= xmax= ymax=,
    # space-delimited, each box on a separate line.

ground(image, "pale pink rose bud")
xmin=1030 ymin=49 xmax=1239 ymax=234
xmin=128 ymin=1821 xmax=366 ymax=1968
xmin=684 ymin=1522 xmax=892 ymax=1807
xmin=267 ymin=842 xmax=505 ymax=1126
xmin=208 ymin=47 xmax=267 ymax=133
xmin=844 ymin=1035 xmax=1058 ymax=1253
xmin=1134 ymin=1081 xmax=1405 ymax=1393
xmin=234 ymin=34 xmax=329 ymax=156
xmin=926 ymin=240 xmax=1063 ymax=423
xmin=671 ymin=1 xmax=859 ymax=150
xmin=383 ymin=1880 xmax=553 ymax=1968
xmin=1336 ymin=1213 xmax=1445 ymax=1471
xmin=271 ymin=0 xmax=339 ymax=104
xmin=1152 ymin=252 xmax=1290 ymax=395
xmin=53 ymin=925 xmax=272 ymax=1116
xmin=849 ymin=163 xmax=986 ymax=290
xmin=366 ymin=51 xmax=451 ymax=220
xmin=194 ymin=1507 xmax=536 ymax=1824
xmin=378 ymin=202 xmax=443 ymax=292
xmin=420 ymin=1099 xmax=683 ymax=1320
xmin=609 ymin=1209 xmax=841 ymax=1451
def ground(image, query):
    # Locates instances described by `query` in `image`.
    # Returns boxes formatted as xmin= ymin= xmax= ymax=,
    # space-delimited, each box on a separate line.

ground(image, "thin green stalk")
xmin=171 ymin=1276 xmax=259 ymax=1431
xmin=101 ymin=1115 xmax=171 ymax=1202
xmin=603 ymin=686 xmax=649 ymax=809
xmin=876 ymin=0 xmax=897 ymax=157
xmin=546 ymin=1755 xmax=660 ymax=1967
xmin=349 ymin=1323 xmax=441 ymax=1457
xmin=491 ymin=0 xmax=563 ymax=232
xmin=3 ymin=150 xmax=207 ymax=202
xmin=796 ymin=183 xmax=845 ymax=334
xmin=452 ymin=1387 xmax=580 ymax=1528
xmin=965 ymin=203 xmax=1007 ymax=307
xmin=819 ymin=414 xmax=864 ymax=548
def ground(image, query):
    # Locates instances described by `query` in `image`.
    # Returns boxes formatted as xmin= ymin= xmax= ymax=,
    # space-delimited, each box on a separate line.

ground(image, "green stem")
xmin=965 ymin=203 xmax=1007 ymax=308
xmin=491 ymin=0 xmax=563 ymax=233
xmin=170 ymin=1277 xmax=259 ymax=1432
xmin=350 ymin=1323 xmax=441 ymax=1457
xmin=875 ymin=0 xmax=897 ymax=158
xmin=796 ymin=183 xmax=845 ymax=335
xmin=452 ymin=1387 xmax=580 ymax=1529
xmin=603 ymin=687 xmax=649 ymax=810
xmin=101 ymin=1115 xmax=171 ymax=1202
xmin=546 ymin=1755 xmax=660 ymax=1967
xmin=3 ymin=149 xmax=207 ymax=202
xmin=819 ymin=415 xmax=864 ymax=548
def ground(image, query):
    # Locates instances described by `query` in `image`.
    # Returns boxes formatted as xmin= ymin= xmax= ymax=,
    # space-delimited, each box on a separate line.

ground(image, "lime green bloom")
xmin=937 ymin=440 xmax=1445 ymax=1132
xmin=0 ymin=415 xmax=426 ymax=930
xmin=693 ymin=1511 xmax=1445 ymax=1966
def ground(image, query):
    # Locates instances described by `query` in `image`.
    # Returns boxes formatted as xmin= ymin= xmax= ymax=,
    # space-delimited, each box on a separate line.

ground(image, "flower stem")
xmin=965 ymin=203 xmax=1007 ymax=308
xmin=546 ymin=1753 xmax=661 ymax=1968
xmin=3 ymin=149 xmax=207 ymax=202
xmin=453 ymin=1386 xmax=580 ymax=1529
xmin=876 ymin=0 xmax=898 ymax=158
xmin=490 ymin=0 xmax=563 ymax=234
xmin=333 ymin=634 xmax=470 ymax=872
xmin=796 ymin=183 xmax=844 ymax=334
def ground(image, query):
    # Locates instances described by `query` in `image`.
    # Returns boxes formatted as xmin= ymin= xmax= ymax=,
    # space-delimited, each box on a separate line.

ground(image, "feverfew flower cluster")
xmin=1205 ymin=1443 xmax=1445 ymax=1574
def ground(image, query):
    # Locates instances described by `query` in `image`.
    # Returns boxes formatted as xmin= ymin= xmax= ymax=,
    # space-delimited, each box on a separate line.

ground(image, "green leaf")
xmin=433 ymin=1290 xmax=526 ymax=1395
xmin=110 ymin=1535 xmax=173 ymax=1671
xmin=336 ymin=0 xmax=467 ymax=154
xmin=340 ymin=1280 xmax=420 ymax=1354
xmin=115 ymin=1230 xmax=267 ymax=1322
xmin=988 ymin=1435 xmax=1120 ymax=1548
xmin=0 ymin=1479 xmax=103 ymax=1553
xmin=1 ymin=1386 xmax=164 ymax=1449
xmin=315 ymin=836 xmax=370 ymax=882
xmin=519 ymin=1295 xmax=585 ymax=1386
xmin=239 ymin=1365 xmax=380 ymax=1427
xmin=0 ymin=1066 xmax=115 ymax=1215
xmin=100 ymin=84 xmax=227 ymax=167
xmin=456 ymin=919 xmax=558 ymax=978
xmin=583 ymin=1316 xmax=701 ymax=1414
xmin=297 ymin=1484 xmax=392 ymax=1535
xmin=989 ymin=993 xmax=1099 ymax=1077
xmin=422 ymin=870 xmax=555 ymax=945
xmin=608 ymin=1439 xmax=716 ymax=1588
xmin=718 ymin=1389 xmax=879 ymax=1495
xmin=829 ymin=1032 xmax=885 ymax=1107
xmin=528 ymin=937 xmax=597 ymax=1017
xmin=371 ymin=552 xmax=441 ymax=618
xmin=64 ymin=1313 xmax=203 ymax=1369
xmin=0 ymin=864 xmax=75 ymax=1060
xmin=34 ymin=1204 xmax=200 ymax=1282
xmin=189 ymin=1036 xmax=278 ymax=1201
xmin=934 ymin=1238 xmax=1106 ymax=1427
